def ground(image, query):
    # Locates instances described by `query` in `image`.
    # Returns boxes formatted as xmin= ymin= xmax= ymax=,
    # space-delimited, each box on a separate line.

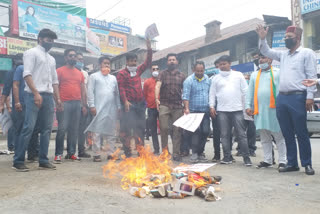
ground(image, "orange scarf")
xmin=253 ymin=66 xmax=276 ymax=115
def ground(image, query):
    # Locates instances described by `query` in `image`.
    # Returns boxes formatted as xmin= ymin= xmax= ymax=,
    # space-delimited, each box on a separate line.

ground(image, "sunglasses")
xmin=152 ymin=68 xmax=159 ymax=71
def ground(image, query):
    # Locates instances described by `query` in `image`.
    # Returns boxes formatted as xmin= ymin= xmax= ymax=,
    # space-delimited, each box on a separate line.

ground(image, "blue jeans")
xmin=147 ymin=108 xmax=160 ymax=153
xmin=55 ymin=100 xmax=81 ymax=156
xmin=14 ymin=93 xmax=54 ymax=165
xmin=11 ymin=105 xmax=40 ymax=159
xmin=7 ymin=126 xmax=15 ymax=151
xmin=276 ymin=93 xmax=311 ymax=167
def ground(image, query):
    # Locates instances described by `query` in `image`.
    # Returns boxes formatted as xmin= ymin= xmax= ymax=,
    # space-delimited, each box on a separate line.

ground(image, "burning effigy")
xmin=102 ymin=146 xmax=222 ymax=201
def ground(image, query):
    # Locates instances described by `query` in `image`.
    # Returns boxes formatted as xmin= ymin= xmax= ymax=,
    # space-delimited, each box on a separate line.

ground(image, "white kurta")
xmin=85 ymin=72 xmax=120 ymax=135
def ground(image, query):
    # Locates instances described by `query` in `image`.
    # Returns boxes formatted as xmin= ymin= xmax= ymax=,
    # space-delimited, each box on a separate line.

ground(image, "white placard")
xmin=173 ymin=163 xmax=217 ymax=173
xmin=173 ymin=113 xmax=204 ymax=132
xmin=145 ymin=23 xmax=159 ymax=40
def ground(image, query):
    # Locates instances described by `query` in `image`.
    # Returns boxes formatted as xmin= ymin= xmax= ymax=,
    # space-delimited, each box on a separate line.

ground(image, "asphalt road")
xmin=0 ymin=136 xmax=319 ymax=214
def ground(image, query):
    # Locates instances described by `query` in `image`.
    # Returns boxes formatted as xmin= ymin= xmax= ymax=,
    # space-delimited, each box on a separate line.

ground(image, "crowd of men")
xmin=0 ymin=25 xmax=317 ymax=176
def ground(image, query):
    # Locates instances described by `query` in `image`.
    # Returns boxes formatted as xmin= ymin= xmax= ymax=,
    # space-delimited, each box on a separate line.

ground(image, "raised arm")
xmin=256 ymin=25 xmax=281 ymax=62
xmin=137 ymin=39 xmax=152 ymax=76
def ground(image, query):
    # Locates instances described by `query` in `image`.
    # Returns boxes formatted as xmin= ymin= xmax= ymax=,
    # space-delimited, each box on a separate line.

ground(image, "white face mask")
xmin=127 ymin=66 xmax=137 ymax=77
xmin=152 ymin=71 xmax=159 ymax=78
xmin=259 ymin=63 xmax=270 ymax=70
xmin=220 ymin=71 xmax=231 ymax=77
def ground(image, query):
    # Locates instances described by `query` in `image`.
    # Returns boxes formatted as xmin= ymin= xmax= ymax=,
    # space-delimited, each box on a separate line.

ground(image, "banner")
xmin=86 ymin=29 xmax=100 ymax=55
xmin=7 ymin=37 xmax=37 ymax=55
xmin=18 ymin=0 xmax=87 ymax=47
xmin=89 ymin=18 xmax=131 ymax=34
xmin=91 ymin=28 xmax=127 ymax=56
xmin=0 ymin=37 xmax=7 ymax=55
xmin=300 ymin=0 xmax=320 ymax=14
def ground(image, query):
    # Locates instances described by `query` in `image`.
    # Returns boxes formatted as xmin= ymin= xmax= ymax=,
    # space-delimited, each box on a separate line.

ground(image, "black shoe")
xmin=39 ymin=163 xmax=56 ymax=170
xmin=243 ymin=156 xmax=252 ymax=167
xmin=249 ymin=152 xmax=256 ymax=157
xmin=220 ymin=157 xmax=232 ymax=164
xmin=78 ymin=152 xmax=91 ymax=158
xmin=12 ymin=163 xmax=29 ymax=172
xmin=173 ymin=155 xmax=182 ymax=162
xmin=278 ymin=163 xmax=286 ymax=169
xmin=256 ymin=161 xmax=272 ymax=169
xmin=235 ymin=151 xmax=242 ymax=157
xmin=305 ymin=165 xmax=315 ymax=175
xmin=27 ymin=156 xmax=39 ymax=163
xmin=181 ymin=151 xmax=190 ymax=157
xmin=93 ymin=155 xmax=102 ymax=162
xmin=278 ymin=165 xmax=299 ymax=173
xmin=211 ymin=155 xmax=220 ymax=163
xmin=153 ymin=151 xmax=160 ymax=156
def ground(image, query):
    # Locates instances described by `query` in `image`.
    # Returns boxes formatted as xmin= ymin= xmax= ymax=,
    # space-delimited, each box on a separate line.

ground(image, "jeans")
xmin=7 ymin=126 xmax=15 ymax=151
xmin=211 ymin=116 xmax=221 ymax=158
xmin=120 ymin=101 xmax=146 ymax=156
xmin=217 ymin=111 xmax=250 ymax=160
xmin=78 ymin=106 xmax=90 ymax=154
xmin=181 ymin=130 xmax=191 ymax=154
xmin=147 ymin=108 xmax=160 ymax=153
xmin=92 ymin=132 xmax=117 ymax=156
xmin=236 ymin=120 xmax=256 ymax=154
xmin=14 ymin=93 xmax=54 ymax=165
xmin=276 ymin=93 xmax=311 ymax=167
xmin=187 ymin=112 xmax=210 ymax=155
xmin=55 ymin=100 xmax=81 ymax=156
xmin=11 ymin=106 xmax=40 ymax=159
xmin=159 ymin=105 xmax=183 ymax=157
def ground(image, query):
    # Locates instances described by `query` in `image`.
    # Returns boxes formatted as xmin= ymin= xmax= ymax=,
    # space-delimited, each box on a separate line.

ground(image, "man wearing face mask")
xmin=155 ymin=53 xmax=186 ymax=161
xmin=256 ymin=25 xmax=317 ymax=175
xmin=117 ymin=39 xmax=152 ymax=157
xmin=209 ymin=55 xmax=252 ymax=166
xmin=143 ymin=63 xmax=160 ymax=155
xmin=54 ymin=49 xmax=87 ymax=164
xmin=13 ymin=29 xmax=62 ymax=171
xmin=246 ymin=54 xmax=287 ymax=170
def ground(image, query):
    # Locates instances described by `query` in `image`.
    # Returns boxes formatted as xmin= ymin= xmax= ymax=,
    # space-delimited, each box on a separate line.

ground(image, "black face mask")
xmin=42 ymin=42 xmax=53 ymax=52
xmin=253 ymin=59 xmax=259 ymax=67
xmin=67 ymin=59 xmax=77 ymax=66
xmin=285 ymin=38 xmax=297 ymax=49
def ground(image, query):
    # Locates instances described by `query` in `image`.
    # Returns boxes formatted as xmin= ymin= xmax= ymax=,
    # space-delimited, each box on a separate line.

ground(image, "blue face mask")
xmin=259 ymin=63 xmax=269 ymax=70
xmin=75 ymin=61 xmax=84 ymax=70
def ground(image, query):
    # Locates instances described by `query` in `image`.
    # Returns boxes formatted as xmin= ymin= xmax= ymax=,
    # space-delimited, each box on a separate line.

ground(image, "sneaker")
xmin=173 ymin=155 xmax=182 ymax=162
xmin=54 ymin=155 xmax=62 ymax=164
xmin=278 ymin=163 xmax=286 ymax=169
xmin=249 ymin=152 xmax=256 ymax=157
xmin=93 ymin=155 xmax=102 ymax=162
xmin=243 ymin=156 xmax=252 ymax=167
xmin=198 ymin=153 xmax=208 ymax=163
xmin=256 ymin=161 xmax=272 ymax=169
xmin=12 ymin=163 xmax=29 ymax=172
xmin=220 ymin=157 xmax=232 ymax=164
xmin=27 ymin=156 xmax=39 ymax=163
xmin=190 ymin=154 xmax=199 ymax=163
xmin=181 ymin=151 xmax=190 ymax=157
xmin=78 ymin=152 xmax=91 ymax=158
xmin=235 ymin=151 xmax=242 ymax=156
xmin=231 ymin=155 xmax=236 ymax=163
xmin=211 ymin=155 xmax=220 ymax=163
xmin=39 ymin=163 xmax=56 ymax=170
xmin=65 ymin=154 xmax=81 ymax=161
xmin=8 ymin=149 xmax=15 ymax=154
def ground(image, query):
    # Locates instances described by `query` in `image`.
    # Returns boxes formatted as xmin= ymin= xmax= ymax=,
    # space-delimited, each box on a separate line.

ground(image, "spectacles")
xmin=152 ymin=68 xmax=159 ymax=71
xmin=68 ymin=54 xmax=76 ymax=57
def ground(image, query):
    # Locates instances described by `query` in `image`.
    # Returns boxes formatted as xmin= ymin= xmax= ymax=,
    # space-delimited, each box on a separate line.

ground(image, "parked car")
xmin=307 ymin=98 xmax=320 ymax=137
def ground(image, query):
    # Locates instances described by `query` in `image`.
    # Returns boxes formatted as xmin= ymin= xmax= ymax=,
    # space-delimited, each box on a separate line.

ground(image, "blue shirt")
xmin=182 ymin=74 xmax=211 ymax=112
xmin=2 ymin=68 xmax=14 ymax=96
xmin=13 ymin=65 xmax=26 ymax=105
xmin=259 ymin=38 xmax=317 ymax=99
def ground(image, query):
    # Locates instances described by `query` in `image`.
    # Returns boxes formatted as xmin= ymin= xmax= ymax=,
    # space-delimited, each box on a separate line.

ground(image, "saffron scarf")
xmin=253 ymin=66 xmax=276 ymax=115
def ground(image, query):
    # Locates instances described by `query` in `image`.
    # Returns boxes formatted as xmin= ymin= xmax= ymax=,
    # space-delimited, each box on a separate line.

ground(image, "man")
xmin=54 ymin=49 xmax=87 ymax=163
xmin=143 ymin=62 xmax=160 ymax=155
xmin=117 ymin=40 xmax=152 ymax=157
xmin=246 ymin=54 xmax=287 ymax=169
xmin=209 ymin=55 xmax=252 ymax=166
xmin=86 ymin=56 xmax=121 ymax=162
xmin=256 ymin=25 xmax=316 ymax=175
xmin=13 ymin=28 xmax=62 ymax=171
xmin=182 ymin=61 xmax=210 ymax=163
xmin=155 ymin=53 xmax=186 ymax=161
xmin=12 ymin=63 xmax=40 ymax=162
xmin=75 ymin=52 xmax=91 ymax=158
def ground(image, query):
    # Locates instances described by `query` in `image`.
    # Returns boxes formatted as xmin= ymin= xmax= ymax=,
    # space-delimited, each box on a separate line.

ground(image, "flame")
xmin=103 ymin=145 xmax=173 ymax=190
xmin=188 ymin=171 xmax=211 ymax=188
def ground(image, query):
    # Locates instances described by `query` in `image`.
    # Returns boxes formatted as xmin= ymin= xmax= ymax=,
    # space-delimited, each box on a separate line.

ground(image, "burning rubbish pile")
xmin=102 ymin=146 xmax=222 ymax=201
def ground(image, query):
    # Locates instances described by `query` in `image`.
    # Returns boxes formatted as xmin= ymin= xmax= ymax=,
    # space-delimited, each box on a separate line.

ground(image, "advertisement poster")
xmin=91 ymin=28 xmax=127 ymax=56
xmin=7 ymin=37 xmax=37 ymax=55
xmin=86 ymin=29 xmax=100 ymax=55
xmin=17 ymin=0 xmax=86 ymax=47
xmin=0 ymin=36 xmax=7 ymax=55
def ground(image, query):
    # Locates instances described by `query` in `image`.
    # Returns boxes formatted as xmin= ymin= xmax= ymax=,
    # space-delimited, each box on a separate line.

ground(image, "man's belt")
xmin=279 ymin=91 xmax=306 ymax=95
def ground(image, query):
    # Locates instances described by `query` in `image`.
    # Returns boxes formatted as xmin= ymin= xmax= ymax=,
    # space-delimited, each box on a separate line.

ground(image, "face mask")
xmin=127 ymin=66 xmax=137 ymax=77
xmin=259 ymin=63 xmax=270 ymax=70
xmin=42 ymin=42 xmax=53 ymax=52
xmin=285 ymin=38 xmax=297 ymax=49
xmin=75 ymin=62 xmax=84 ymax=70
xmin=168 ymin=64 xmax=178 ymax=71
xmin=67 ymin=59 xmax=77 ymax=66
xmin=220 ymin=71 xmax=230 ymax=77
xmin=152 ymin=71 xmax=159 ymax=78
xmin=253 ymin=59 xmax=259 ymax=67
xmin=101 ymin=67 xmax=110 ymax=76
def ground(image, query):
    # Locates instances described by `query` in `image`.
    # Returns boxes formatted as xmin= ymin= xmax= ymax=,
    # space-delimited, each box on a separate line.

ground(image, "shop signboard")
xmin=89 ymin=18 xmax=131 ymax=34
xmin=300 ymin=0 xmax=320 ymax=14
xmin=0 ymin=36 xmax=7 ymax=55
xmin=17 ymin=0 xmax=86 ymax=47
xmin=7 ymin=37 xmax=37 ymax=55
xmin=91 ymin=28 xmax=127 ymax=56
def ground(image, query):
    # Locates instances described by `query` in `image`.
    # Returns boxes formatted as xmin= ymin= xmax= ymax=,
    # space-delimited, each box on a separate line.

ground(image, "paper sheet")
xmin=173 ymin=113 xmax=204 ymax=132
xmin=145 ymin=23 xmax=159 ymax=39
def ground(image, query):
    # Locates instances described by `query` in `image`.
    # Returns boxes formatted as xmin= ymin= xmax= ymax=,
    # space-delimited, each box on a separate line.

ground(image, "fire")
xmin=102 ymin=145 xmax=173 ymax=190
xmin=188 ymin=171 xmax=211 ymax=188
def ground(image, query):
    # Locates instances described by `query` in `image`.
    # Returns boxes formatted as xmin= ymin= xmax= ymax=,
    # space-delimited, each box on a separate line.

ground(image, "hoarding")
xmin=17 ymin=0 xmax=86 ymax=47
xmin=0 ymin=36 xmax=7 ymax=55
xmin=301 ymin=0 xmax=320 ymax=14
xmin=86 ymin=29 xmax=100 ymax=55
xmin=7 ymin=37 xmax=37 ymax=55
xmin=89 ymin=18 xmax=131 ymax=34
